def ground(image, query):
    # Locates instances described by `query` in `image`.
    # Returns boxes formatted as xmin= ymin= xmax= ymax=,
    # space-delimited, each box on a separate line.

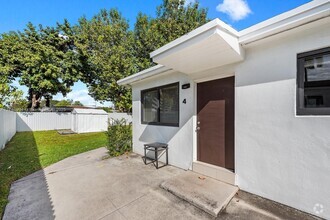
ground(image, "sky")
xmin=1 ymin=0 xmax=311 ymax=107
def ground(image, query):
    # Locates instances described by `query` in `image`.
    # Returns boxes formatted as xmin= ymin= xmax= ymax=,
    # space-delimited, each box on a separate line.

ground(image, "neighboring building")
xmin=118 ymin=0 xmax=330 ymax=219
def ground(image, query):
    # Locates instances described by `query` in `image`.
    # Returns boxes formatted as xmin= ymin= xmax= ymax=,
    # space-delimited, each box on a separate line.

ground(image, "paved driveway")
xmin=3 ymin=148 xmax=211 ymax=220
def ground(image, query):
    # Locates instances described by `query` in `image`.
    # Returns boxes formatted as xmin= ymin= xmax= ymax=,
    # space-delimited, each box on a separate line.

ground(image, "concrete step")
xmin=193 ymin=161 xmax=235 ymax=185
xmin=160 ymin=171 xmax=238 ymax=217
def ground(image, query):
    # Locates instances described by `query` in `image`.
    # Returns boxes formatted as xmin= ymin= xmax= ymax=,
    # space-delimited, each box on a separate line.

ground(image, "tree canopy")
xmin=0 ymin=21 xmax=82 ymax=110
xmin=55 ymin=99 xmax=73 ymax=107
xmin=77 ymin=0 xmax=209 ymax=111
xmin=135 ymin=0 xmax=208 ymax=60
xmin=0 ymin=32 xmax=23 ymax=109
xmin=0 ymin=81 xmax=25 ymax=110
xmin=74 ymin=9 xmax=135 ymax=112
xmin=0 ymin=0 xmax=209 ymax=112
xmin=72 ymin=100 xmax=84 ymax=106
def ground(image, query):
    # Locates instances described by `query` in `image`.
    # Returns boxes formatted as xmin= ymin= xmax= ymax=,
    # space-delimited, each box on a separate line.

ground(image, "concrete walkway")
xmin=3 ymin=148 xmax=319 ymax=220
xmin=3 ymin=148 xmax=211 ymax=220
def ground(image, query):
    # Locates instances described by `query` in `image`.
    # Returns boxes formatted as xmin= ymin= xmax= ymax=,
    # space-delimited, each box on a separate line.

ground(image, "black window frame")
xmin=297 ymin=47 xmax=330 ymax=115
xmin=141 ymin=82 xmax=180 ymax=127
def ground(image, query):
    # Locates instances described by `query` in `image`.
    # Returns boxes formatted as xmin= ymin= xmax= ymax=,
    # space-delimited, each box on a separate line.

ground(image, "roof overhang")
xmin=117 ymin=65 xmax=173 ymax=86
xmin=118 ymin=0 xmax=329 ymax=86
xmin=150 ymin=19 xmax=244 ymax=74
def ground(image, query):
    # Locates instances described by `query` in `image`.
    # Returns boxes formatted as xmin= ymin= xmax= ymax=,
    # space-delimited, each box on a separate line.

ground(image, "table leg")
xmin=155 ymin=149 xmax=158 ymax=169
xmin=166 ymin=148 xmax=168 ymax=165
xmin=144 ymin=147 xmax=146 ymax=164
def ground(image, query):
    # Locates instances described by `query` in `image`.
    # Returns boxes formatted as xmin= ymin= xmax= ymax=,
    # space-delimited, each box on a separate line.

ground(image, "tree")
xmin=0 ymin=79 xmax=18 ymax=109
xmin=9 ymin=93 xmax=29 ymax=112
xmin=0 ymin=21 xmax=82 ymax=110
xmin=101 ymin=107 xmax=113 ymax=113
xmin=1 ymin=0 xmax=209 ymax=112
xmin=0 ymin=81 xmax=26 ymax=110
xmin=75 ymin=1 xmax=209 ymax=112
xmin=134 ymin=0 xmax=209 ymax=71
xmin=72 ymin=100 xmax=84 ymax=106
xmin=75 ymin=9 xmax=135 ymax=112
xmin=0 ymin=72 xmax=27 ymax=111
xmin=55 ymin=99 xmax=73 ymax=107
xmin=0 ymin=32 xmax=23 ymax=109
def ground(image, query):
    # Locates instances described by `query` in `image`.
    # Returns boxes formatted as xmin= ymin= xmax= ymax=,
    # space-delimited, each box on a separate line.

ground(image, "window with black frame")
xmin=141 ymin=82 xmax=179 ymax=126
xmin=297 ymin=47 xmax=330 ymax=115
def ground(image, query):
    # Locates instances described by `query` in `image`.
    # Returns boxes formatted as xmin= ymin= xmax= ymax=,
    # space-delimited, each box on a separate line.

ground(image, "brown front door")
xmin=197 ymin=76 xmax=235 ymax=171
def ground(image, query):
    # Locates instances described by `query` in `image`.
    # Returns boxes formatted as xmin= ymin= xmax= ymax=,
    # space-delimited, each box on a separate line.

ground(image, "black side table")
xmin=143 ymin=142 xmax=168 ymax=169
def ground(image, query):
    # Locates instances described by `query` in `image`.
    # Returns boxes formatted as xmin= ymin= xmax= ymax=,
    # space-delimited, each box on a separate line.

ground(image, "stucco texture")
xmin=235 ymin=18 xmax=330 ymax=219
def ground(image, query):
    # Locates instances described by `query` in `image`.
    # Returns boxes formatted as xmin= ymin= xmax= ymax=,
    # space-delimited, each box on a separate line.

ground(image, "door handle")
xmin=196 ymin=127 xmax=200 ymax=131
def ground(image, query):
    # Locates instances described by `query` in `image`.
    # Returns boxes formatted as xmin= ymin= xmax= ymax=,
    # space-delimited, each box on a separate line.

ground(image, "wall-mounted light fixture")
xmin=181 ymin=83 xmax=190 ymax=89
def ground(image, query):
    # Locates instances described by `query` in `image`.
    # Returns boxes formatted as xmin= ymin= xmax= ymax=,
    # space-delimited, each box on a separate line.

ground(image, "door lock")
xmin=196 ymin=121 xmax=201 ymax=131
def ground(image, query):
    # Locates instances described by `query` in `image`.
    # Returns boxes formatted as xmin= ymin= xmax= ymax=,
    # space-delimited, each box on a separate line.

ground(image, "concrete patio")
xmin=3 ymin=147 xmax=319 ymax=220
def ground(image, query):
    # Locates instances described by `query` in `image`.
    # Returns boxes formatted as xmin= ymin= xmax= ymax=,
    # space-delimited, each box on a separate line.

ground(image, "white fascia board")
xmin=150 ymin=18 xmax=239 ymax=59
xmin=150 ymin=0 xmax=329 ymax=58
xmin=117 ymin=64 xmax=172 ymax=86
xmin=239 ymin=0 xmax=330 ymax=44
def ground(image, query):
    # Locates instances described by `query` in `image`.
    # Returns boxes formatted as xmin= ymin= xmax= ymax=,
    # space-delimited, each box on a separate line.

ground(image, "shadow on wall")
xmin=139 ymin=124 xmax=180 ymax=144
xmin=0 ymin=132 xmax=55 ymax=219
xmin=138 ymin=109 xmax=193 ymax=144
xmin=235 ymin=37 xmax=300 ymax=88
xmin=16 ymin=112 xmax=34 ymax=132
xmin=138 ymin=111 xmax=194 ymax=169
xmin=16 ymin=112 xmax=72 ymax=132
xmin=235 ymin=61 xmax=296 ymax=88
xmin=0 ymin=109 xmax=16 ymax=150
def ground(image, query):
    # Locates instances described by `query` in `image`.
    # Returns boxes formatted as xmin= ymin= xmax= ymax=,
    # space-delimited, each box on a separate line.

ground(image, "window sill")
xmin=141 ymin=122 xmax=179 ymax=127
xmin=297 ymin=108 xmax=330 ymax=116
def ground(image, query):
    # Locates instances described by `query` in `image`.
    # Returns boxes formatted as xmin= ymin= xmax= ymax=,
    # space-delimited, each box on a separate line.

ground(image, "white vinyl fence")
xmin=0 ymin=109 xmax=16 ymax=150
xmin=16 ymin=112 xmax=133 ymax=132
xmin=17 ymin=112 xmax=72 ymax=132
xmin=72 ymin=109 xmax=108 ymax=133
xmin=108 ymin=113 xmax=132 ymax=125
xmin=0 ymin=110 xmax=132 ymax=150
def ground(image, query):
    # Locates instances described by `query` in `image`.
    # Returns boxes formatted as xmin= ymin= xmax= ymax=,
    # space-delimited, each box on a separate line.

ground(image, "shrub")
xmin=107 ymin=118 xmax=132 ymax=157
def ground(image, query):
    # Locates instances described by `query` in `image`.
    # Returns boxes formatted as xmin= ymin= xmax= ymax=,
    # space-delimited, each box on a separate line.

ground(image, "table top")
xmin=144 ymin=142 xmax=168 ymax=148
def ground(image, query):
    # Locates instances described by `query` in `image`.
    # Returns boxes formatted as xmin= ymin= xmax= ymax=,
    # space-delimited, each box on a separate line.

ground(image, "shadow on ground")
xmin=2 ymin=146 xmax=320 ymax=220
xmin=0 ymin=132 xmax=55 ymax=219
xmin=220 ymin=191 xmax=320 ymax=220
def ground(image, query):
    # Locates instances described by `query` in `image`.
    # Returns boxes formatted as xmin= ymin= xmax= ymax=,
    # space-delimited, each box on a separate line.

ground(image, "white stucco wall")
xmin=131 ymin=71 xmax=195 ymax=170
xmin=235 ymin=18 xmax=330 ymax=219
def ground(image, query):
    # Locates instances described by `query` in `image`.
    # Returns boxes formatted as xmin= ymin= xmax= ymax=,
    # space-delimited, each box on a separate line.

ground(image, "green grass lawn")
xmin=0 ymin=130 xmax=107 ymax=218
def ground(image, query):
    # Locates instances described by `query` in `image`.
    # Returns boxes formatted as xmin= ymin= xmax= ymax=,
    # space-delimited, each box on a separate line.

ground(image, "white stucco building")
xmin=118 ymin=1 xmax=330 ymax=218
